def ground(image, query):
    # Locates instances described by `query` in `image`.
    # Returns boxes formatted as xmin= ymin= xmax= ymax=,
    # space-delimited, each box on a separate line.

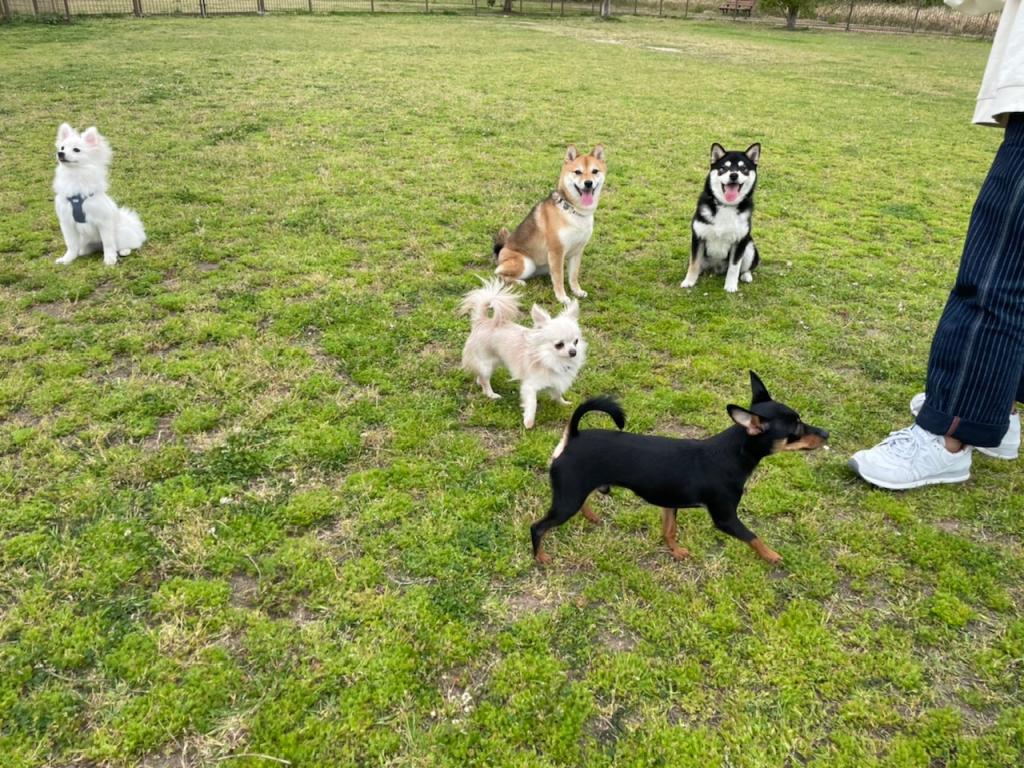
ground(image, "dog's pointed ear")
xmin=749 ymin=370 xmax=771 ymax=404
xmin=591 ymin=144 xmax=605 ymax=162
xmin=728 ymin=405 xmax=765 ymax=436
xmin=564 ymin=144 xmax=578 ymax=163
xmin=561 ymin=300 xmax=580 ymax=320
xmin=57 ymin=123 xmax=74 ymax=142
xmin=531 ymin=304 xmax=552 ymax=326
xmin=710 ymin=143 xmax=726 ymax=164
xmin=82 ymin=127 xmax=100 ymax=146
xmin=745 ymin=143 xmax=761 ymax=165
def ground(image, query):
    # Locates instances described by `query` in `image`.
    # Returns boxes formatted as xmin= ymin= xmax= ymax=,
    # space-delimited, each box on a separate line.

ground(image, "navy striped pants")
xmin=918 ymin=113 xmax=1024 ymax=447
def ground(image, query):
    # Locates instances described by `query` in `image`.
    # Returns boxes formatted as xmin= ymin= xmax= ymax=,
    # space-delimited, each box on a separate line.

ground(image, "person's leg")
xmin=917 ymin=113 xmax=1024 ymax=448
xmin=850 ymin=114 xmax=1024 ymax=488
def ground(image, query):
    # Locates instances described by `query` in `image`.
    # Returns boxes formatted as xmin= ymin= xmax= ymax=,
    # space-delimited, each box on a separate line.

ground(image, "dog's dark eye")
xmin=73 ymin=148 xmax=81 ymax=153
xmin=574 ymin=338 xmax=579 ymax=344
xmin=574 ymin=170 xmax=582 ymax=175
xmin=592 ymin=169 xmax=600 ymax=174
xmin=555 ymin=341 xmax=565 ymax=349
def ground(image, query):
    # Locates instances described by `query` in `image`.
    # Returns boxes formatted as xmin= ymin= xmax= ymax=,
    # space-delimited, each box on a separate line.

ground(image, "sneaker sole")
xmin=977 ymin=445 xmax=1019 ymax=460
xmin=847 ymin=457 xmax=970 ymax=490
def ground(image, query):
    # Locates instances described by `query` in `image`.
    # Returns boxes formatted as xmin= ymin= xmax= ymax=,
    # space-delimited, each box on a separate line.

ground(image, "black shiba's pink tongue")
xmin=580 ymin=191 xmax=594 ymax=207
xmin=724 ymin=184 xmax=741 ymax=203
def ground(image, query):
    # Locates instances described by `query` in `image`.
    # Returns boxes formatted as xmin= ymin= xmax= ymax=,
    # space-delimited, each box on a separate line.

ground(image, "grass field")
xmin=1 ymin=14 xmax=1023 ymax=768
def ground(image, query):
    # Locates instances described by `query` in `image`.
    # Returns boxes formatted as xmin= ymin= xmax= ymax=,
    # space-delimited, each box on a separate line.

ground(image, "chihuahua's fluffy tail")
xmin=459 ymin=277 xmax=520 ymax=327
xmin=492 ymin=227 xmax=509 ymax=260
xmin=552 ymin=396 xmax=624 ymax=462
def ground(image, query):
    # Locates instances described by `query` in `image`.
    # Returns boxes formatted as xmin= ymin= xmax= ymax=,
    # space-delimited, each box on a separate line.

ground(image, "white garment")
xmin=946 ymin=0 xmax=1024 ymax=125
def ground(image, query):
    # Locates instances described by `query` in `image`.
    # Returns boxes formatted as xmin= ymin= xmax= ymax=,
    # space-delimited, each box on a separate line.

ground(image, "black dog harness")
xmin=66 ymin=193 xmax=95 ymax=224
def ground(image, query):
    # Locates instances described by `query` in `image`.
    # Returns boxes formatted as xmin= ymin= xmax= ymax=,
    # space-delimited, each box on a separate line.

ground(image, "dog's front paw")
xmin=680 ymin=278 xmax=697 ymax=289
xmin=118 ymin=249 xmax=132 ymax=257
xmin=724 ymin=283 xmax=739 ymax=294
xmin=669 ymin=546 xmax=691 ymax=560
xmin=55 ymin=253 xmax=76 ymax=265
xmin=740 ymin=272 xmax=753 ymax=283
xmin=571 ymin=287 xmax=588 ymax=299
xmin=557 ymin=396 xmax=571 ymax=406
xmin=103 ymin=253 xmax=118 ymax=267
xmin=523 ymin=416 xmax=535 ymax=429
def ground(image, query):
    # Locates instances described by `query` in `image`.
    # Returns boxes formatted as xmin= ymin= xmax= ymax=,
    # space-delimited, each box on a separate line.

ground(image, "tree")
xmin=503 ymin=0 xmax=512 ymax=11
xmin=760 ymin=0 xmax=817 ymax=29
xmin=600 ymin=0 xmax=611 ymax=16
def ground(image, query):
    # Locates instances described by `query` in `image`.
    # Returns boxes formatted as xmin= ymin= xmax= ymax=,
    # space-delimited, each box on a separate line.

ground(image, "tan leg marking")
xmin=581 ymin=501 xmax=600 ymax=525
xmin=749 ymin=538 xmax=782 ymax=564
xmin=545 ymin=237 xmax=568 ymax=303
xmin=661 ymin=507 xmax=690 ymax=560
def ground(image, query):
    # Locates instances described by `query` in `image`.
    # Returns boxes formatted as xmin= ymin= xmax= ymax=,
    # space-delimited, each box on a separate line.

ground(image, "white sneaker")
xmin=848 ymin=424 xmax=972 ymax=490
xmin=909 ymin=393 xmax=1020 ymax=460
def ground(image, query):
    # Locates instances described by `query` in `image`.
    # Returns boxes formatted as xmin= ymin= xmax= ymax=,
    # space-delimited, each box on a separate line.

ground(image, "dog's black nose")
xmin=569 ymin=348 xmax=577 ymax=357
xmin=583 ymin=180 xmax=593 ymax=189
xmin=57 ymin=151 xmax=66 ymax=160
xmin=729 ymin=172 xmax=738 ymax=182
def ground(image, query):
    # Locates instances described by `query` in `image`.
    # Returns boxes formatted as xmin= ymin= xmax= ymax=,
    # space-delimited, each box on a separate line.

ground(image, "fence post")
xmin=911 ymin=0 xmax=922 ymax=32
xmin=844 ymin=0 xmax=853 ymax=30
xmin=633 ymin=0 xmax=637 ymax=13
xmin=307 ymin=0 xmax=312 ymax=12
xmin=0 ymin=0 xmax=9 ymax=21
xmin=199 ymin=0 xmax=206 ymax=17
xmin=658 ymin=0 xmax=663 ymax=16
xmin=62 ymin=0 xmax=70 ymax=19
xmin=370 ymin=0 xmax=374 ymax=11
xmin=560 ymin=0 xmax=563 ymax=14
xmin=684 ymin=0 xmax=689 ymax=18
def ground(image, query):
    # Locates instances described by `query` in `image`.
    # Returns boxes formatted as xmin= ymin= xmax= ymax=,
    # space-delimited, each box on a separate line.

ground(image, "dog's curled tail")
xmin=552 ymin=396 xmax=624 ymax=462
xmin=458 ymin=276 xmax=520 ymax=326
xmin=116 ymin=207 xmax=147 ymax=252
xmin=569 ymin=396 xmax=625 ymax=439
xmin=492 ymin=227 xmax=510 ymax=260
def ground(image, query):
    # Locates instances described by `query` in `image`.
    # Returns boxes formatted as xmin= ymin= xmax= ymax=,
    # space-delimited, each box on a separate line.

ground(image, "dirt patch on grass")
xmin=465 ymin=426 xmax=518 ymax=459
xmin=142 ymin=415 xmax=177 ymax=450
xmin=229 ymin=573 xmax=259 ymax=608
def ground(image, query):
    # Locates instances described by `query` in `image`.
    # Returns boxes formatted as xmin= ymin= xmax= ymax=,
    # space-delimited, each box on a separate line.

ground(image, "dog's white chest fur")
xmin=558 ymin=213 xmax=593 ymax=252
xmin=693 ymin=206 xmax=749 ymax=261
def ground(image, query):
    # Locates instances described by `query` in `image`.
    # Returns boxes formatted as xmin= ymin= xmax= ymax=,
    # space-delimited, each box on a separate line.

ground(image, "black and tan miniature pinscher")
xmin=531 ymin=372 xmax=828 ymax=565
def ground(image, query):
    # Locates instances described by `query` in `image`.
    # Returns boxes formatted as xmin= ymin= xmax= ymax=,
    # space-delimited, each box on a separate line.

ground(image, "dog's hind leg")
xmin=495 ymin=247 xmax=534 ymax=286
xmin=531 ymin=493 xmax=590 ymax=564
xmin=661 ymin=507 xmax=690 ymax=560
xmin=681 ymin=234 xmax=704 ymax=289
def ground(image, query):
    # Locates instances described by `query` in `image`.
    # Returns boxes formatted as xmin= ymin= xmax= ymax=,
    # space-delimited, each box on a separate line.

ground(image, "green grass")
xmin=1 ymin=14 xmax=1023 ymax=767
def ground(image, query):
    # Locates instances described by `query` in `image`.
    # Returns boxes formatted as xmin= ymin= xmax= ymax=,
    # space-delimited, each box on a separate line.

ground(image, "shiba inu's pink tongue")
xmin=580 ymin=191 xmax=594 ymax=207
xmin=724 ymin=184 xmax=741 ymax=203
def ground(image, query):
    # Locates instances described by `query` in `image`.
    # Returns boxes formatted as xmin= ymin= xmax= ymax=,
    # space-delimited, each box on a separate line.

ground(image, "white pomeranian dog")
xmin=460 ymin=278 xmax=587 ymax=429
xmin=53 ymin=123 xmax=146 ymax=266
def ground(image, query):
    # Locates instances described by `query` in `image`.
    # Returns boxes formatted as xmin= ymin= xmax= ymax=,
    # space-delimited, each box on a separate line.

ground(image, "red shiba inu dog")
xmin=493 ymin=145 xmax=607 ymax=305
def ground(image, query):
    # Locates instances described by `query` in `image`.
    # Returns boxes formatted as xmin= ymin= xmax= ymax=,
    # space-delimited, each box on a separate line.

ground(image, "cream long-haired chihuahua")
xmin=53 ymin=123 xmax=146 ymax=266
xmin=460 ymin=278 xmax=587 ymax=429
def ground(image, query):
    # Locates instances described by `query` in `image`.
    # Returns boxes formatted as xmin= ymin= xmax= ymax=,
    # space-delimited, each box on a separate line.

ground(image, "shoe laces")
xmin=879 ymin=425 xmax=928 ymax=459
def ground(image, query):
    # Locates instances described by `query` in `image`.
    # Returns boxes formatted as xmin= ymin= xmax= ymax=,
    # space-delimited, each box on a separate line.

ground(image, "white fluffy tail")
xmin=116 ymin=207 xmax=146 ymax=253
xmin=459 ymin=277 xmax=521 ymax=327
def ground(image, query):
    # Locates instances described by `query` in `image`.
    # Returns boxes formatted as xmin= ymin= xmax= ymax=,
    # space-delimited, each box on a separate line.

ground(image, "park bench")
xmin=719 ymin=0 xmax=755 ymax=16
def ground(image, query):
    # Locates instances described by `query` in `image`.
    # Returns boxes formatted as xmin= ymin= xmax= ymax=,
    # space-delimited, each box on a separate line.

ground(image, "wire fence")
xmin=0 ymin=0 xmax=1000 ymax=39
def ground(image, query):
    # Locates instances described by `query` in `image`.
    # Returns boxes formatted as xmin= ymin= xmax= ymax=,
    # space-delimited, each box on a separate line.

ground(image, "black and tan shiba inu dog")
xmin=494 ymin=145 xmax=607 ymax=305
xmin=682 ymin=143 xmax=760 ymax=293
